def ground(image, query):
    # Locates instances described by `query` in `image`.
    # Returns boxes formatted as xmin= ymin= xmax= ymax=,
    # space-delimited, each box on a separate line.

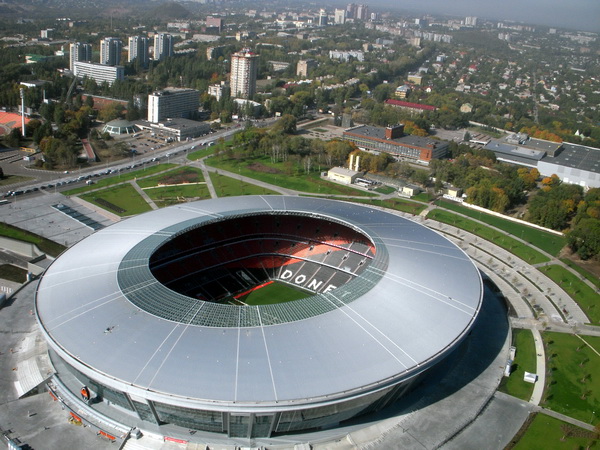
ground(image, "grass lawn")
xmin=210 ymin=172 xmax=281 ymax=197
xmin=0 ymin=175 xmax=33 ymax=187
xmin=333 ymin=197 xmax=427 ymax=215
xmin=374 ymin=185 xmax=396 ymax=194
xmin=413 ymin=192 xmax=434 ymax=203
xmin=0 ymin=264 xmax=27 ymax=283
xmin=137 ymin=166 xmax=204 ymax=188
xmin=511 ymin=414 xmax=598 ymax=450
xmin=560 ymin=258 xmax=600 ymax=290
xmin=538 ymin=265 xmax=599 ymax=324
xmin=436 ymin=199 xmax=567 ymax=256
xmin=80 ymin=184 xmax=152 ymax=216
xmin=427 ymin=209 xmax=550 ymax=264
xmin=206 ymin=155 xmax=376 ymax=196
xmin=468 ymin=125 xmax=504 ymax=139
xmin=0 ymin=223 xmax=65 ymax=257
xmin=145 ymin=184 xmax=211 ymax=207
xmin=498 ymin=329 xmax=536 ymax=401
xmin=63 ymin=163 xmax=176 ymax=195
xmin=187 ymin=147 xmax=216 ymax=161
xmin=541 ymin=332 xmax=600 ymax=422
xmin=237 ymin=281 xmax=310 ymax=306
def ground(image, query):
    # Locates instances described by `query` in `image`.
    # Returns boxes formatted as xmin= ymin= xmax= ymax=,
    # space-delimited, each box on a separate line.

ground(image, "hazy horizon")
xmin=367 ymin=0 xmax=600 ymax=33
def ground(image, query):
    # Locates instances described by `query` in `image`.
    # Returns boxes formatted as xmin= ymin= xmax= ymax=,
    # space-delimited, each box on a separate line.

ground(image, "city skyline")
xmin=371 ymin=0 xmax=600 ymax=32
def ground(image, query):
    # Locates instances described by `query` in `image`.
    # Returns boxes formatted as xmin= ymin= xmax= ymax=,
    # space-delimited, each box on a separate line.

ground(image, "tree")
xmin=4 ymin=128 xmax=21 ymax=148
xmin=273 ymin=114 xmax=297 ymax=135
xmin=567 ymin=218 xmax=600 ymax=260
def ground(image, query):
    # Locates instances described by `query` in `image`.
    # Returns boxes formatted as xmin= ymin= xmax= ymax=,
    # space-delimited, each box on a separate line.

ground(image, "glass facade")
xmin=154 ymin=403 xmax=224 ymax=433
xmin=52 ymin=350 xmax=425 ymax=438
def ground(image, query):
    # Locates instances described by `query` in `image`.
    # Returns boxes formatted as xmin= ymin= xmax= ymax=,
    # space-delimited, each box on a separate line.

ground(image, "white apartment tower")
xmin=230 ymin=49 xmax=258 ymax=99
xmin=147 ymin=88 xmax=200 ymax=123
xmin=100 ymin=37 xmax=122 ymax=65
xmin=154 ymin=33 xmax=174 ymax=61
xmin=465 ymin=16 xmax=478 ymax=26
xmin=128 ymin=36 xmax=149 ymax=67
xmin=69 ymin=42 xmax=92 ymax=72
xmin=334 ymin=9 xmax=346 ymax=25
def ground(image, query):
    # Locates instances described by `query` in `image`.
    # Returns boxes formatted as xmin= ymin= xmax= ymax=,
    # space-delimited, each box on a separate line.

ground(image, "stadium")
xmin=35 ymin=196 xmax=483 ymax=440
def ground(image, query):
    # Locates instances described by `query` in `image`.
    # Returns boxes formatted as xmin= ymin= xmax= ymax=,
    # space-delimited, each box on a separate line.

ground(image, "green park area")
xmin=374 ymin=185 xmax=396 ymax=194
xmin=560 ymin=259 xmax=600 ymax=291
xmin=80 ymin=183 xmax=152 ymax=216
xmin=206 ymin=155 xmax=376 ymax=196
xmin=538 ymin=265 xmax=600 ymax=324
xmin=0 ymin=222 xmax=65 ymax=257
xmin=63 ymin=163 xmax=176 ymax=195
xmin=436 ymin=199 xmax=567 ymax=256
xmin=426 ymin=209 xmax=550 ymax=264
xmin=498 ymin=329 xmax=536 ymax=401
xmin=511 ymin=414 xmax=598 ymax=450
xmin=541 ymin=332 xmax=600 ymax=423
xmin=236 ymin=281 xmax=310 ymax=306
xmin=210 ymin=172 xmax=280 ymax=197
xmin=144 ymin=184 xmax=211 ymax=207
xmin=187 ymin=146 xmax=216 ymax=161
xmin=412 ymin=192 xmax=435 ymax=202
xmin=0 ymin=175 xmax=32 ymax=187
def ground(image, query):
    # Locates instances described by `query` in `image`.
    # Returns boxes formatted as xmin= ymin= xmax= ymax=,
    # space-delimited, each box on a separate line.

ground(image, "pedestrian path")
xmin=129 ymin=180 xmax=158 ymax=210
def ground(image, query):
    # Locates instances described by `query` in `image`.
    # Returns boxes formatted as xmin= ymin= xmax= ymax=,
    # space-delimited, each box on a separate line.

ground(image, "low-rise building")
xmin=327 ymin=167 xmax=360 ymax=184
xmin=385 ymin=99 xmax=437 ymax=114
xmin=484 ymin=135 xmax=600 ymax=188
xmin=149 ymin=118 xmax=211 ymax=142
xmin=73 ymin=62 xmax=124 ymax=86
xmin=343 ymin=124 xmax=448 ymax=164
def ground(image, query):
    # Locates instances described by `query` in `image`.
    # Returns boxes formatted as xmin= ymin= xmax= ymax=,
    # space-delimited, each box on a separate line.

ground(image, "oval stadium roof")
xmin=35 ymin=196 xmax=483 ymax=409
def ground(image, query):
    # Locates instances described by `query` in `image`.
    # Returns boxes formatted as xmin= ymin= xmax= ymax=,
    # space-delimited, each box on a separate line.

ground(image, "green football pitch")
xmin=236 ymin=281 xmax=311 ymax=306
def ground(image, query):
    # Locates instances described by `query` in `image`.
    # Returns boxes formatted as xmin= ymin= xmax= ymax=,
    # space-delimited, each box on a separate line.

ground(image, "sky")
xmin=370 ymin=0 xmax=600 ymax=33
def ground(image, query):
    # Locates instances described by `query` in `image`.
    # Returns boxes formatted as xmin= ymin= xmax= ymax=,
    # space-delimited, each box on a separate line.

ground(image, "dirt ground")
xmin=559 ymin=246 xmax=600 ymax=278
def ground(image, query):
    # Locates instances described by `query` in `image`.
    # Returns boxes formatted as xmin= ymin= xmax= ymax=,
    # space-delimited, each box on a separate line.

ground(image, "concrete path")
xmin=535 ymin=407 xmax=597 ymax=432
xmin=529 ymin=329 xmax=545 ymax=405
xmin=196 ymin=160 xmax=217 ymax=199
xmin=130 ymin=180 xmax=159 ymax=210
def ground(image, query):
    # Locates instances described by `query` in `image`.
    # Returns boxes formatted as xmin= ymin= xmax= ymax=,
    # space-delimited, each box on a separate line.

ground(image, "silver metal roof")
xmin=36 ymin=196 xmax=483 ymax=410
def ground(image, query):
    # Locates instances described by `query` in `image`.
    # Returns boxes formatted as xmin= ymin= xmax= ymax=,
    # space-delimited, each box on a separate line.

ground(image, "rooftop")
xmin=483 ymin=140 xmax=546 ymax=162
xmin=345 ymin=125 xmax=441 ymax=148
xmin=542 ymin=143 xmax=600 ymax=173
xmin=385 ymin=99 xmax=437 ymax=111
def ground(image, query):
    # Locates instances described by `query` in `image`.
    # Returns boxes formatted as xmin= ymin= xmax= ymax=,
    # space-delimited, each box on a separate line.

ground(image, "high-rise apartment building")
xmin=100 ymin=37 xmax=122 ymax=66
xmin=154 ymin=33 xmax=174 ymax=61
xmin=465 ymin=16 xmax=478 ymax=27
xmin=229 ymin=49 xmax=258 ymax=99
xmin=346 ymin=3 xmax=368 ymax=20
xmin=128 ymin=36 xmax=149 ymax=67
xmin=355 ymin=4 xmax=368 ymax=21
xmin=69 ymin=42 xmax=92 ymax=72
xmin=147 ymin=88 xmax=200 ymax=123
xmin=205 ymin=16 xmax=223 ymax=32
xmin=334 ymin=9 xmax=346 ymax=25
xmin=318 ymin=9 xmax=328 ymax=26
xmin=346 ymin=3 xmax=357 ymax=19
xmin=296 ymin=59 xmax=317 ymax=78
